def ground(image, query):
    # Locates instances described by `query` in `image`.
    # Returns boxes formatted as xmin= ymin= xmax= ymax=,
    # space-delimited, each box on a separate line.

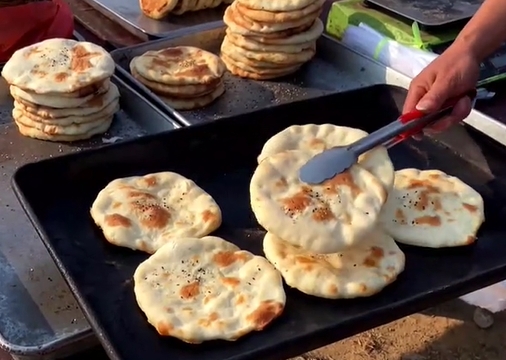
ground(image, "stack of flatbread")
xmin=1 ymin=38 xmax=118 ymax=142
xmin=250 ymin=124 xmax=485 ymax=299
xmin=130 ymin=46 xmax=226 ymax=110
xmin=139 ymin=0 xmax=225 ymax=19
xmin=220 ymin=0 xmax=324 ymax=80
xmin=90 ymin=172 xmax=286 ymax=342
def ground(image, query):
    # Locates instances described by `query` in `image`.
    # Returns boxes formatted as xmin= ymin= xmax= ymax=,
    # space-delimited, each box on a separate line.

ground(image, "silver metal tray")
xmin=0 ymin=76 xmax=181 ymax=360
xmin=83 ymin=0 xmax=226 ymax=40
xmin=112 ymin=21 xmax=382 ymax=126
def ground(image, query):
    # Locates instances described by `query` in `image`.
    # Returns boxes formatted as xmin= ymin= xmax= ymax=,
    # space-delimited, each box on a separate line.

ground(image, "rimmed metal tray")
xmin=83 ymin=0 xmax=227 ymax=40
xmin=111 ymin=21 xmax=376 ymax=126
xmin=0 ymin=75 xmax=180 ymax=360
xmin=12 ymin=84 xmax=506 ymax=360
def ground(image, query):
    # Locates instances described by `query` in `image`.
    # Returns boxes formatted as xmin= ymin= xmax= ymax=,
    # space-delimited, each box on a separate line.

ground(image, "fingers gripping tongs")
xmin=299 ymin=89 xmax=478 ymax=185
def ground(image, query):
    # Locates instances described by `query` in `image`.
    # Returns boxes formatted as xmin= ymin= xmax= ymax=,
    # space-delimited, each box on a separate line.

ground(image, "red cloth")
xmin=0 ymin=0 xmax=74 ymax=63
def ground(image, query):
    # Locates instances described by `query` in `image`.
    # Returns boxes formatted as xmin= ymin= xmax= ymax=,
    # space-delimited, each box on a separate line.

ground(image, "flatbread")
xmin=236 ymin=0 xmax=316 ymax=11
xmin=237 ymin=18 xmax=323 ymax=45
xmin=257 ymin=124 xmax=395 ymax=192
xmin=1 ymin=38 xmax=115 ymax=94
xmin=227 ymin=2 xmax=320 ymax=34
xmin=131 ymin=47 xmax=225 ymax=85
xmin=263 ymin=231 xmax=405 ymax=299
xmin=133 ymin=236 xmax=286 ymax=343
xmin=14 ymin=83 xmax=120 ymax=118
xmin=15 ymin=116 xmax=112 ymax=142
xmin=161 ymin=82 xmax=225 ymax=110
xmin=224 ymin=8 xmax=315 ymax=38
xmin=131 ymin=67 xmax=218 ymax=98
xmin=90 ymin=172 xmax=222 ymax=253
xmin=139 ymin=0 xmax=178 ymax=19
xmin=221 ymin=54 xmax=300 ymax=80
xmin=221 ymin=37 xmax=315 ymax=65
xmin=221 ymin=52 xmax=301 ymax=73
xmin=250 ymin=150 xmax=387 ymax=253
xmin=14 ymin=99 xmax=119 ymax=126
xmin=227 ymin=32 xmax=315 ymax=54
xmin=379 ymin=168 xmax=485 ymax=248
xmin=236 ymin=0 xmax=325 ymax=22
xmin=10 ymin=81 xmax=109 ymax=109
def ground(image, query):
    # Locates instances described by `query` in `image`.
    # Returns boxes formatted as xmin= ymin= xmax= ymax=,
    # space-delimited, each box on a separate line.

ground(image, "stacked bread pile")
xmin=220 ymin=0 xmax=324 ymax=80
xmin=130 ymin=46 xmax=226 ymax=110
xmin=1 ymin=38 xmax=118 ymax=142
xmin=140 ymin=0 xmax=225 ymax=19
xmin=90 ymin=172 xmax=286 ymax=342
xmin=249 ymin=124 xmax=485 ymax=299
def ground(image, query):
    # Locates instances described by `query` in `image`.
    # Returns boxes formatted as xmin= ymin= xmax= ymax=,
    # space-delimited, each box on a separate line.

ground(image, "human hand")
xmin=403 ymin=45 xmax=480 ymax=137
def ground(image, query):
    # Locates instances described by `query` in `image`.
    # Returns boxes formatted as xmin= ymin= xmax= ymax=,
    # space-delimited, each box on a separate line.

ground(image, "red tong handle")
xmin=397 ymin=89 xmax=478 ymax=140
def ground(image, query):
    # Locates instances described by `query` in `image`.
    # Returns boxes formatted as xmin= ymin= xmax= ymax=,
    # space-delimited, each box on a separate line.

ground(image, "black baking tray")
xmin=12 ymin=84 xmax=506 ymax=360
xmin=364 ymin=0 xmax=482 ymax=27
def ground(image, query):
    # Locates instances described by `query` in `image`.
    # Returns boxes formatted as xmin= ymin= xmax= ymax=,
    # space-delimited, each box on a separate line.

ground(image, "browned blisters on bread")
xmin=281 ymin=187 xmax=312 ymax=216
xmin=466 ymin=235 xmax=476 ymax=244
xmin=323 ymin=172 xmax=361 ymax=197
xmin=128 ymin=191 xmax=156 ymax=200
xmin=71 ymin=45 xmax=101 ymax=72
xmin=159 ymin=48 xmax=185 ymax=57
xmin=131 ymin=200 xmax=171 ymax=229
xmin=180 ymin=281 xmax=200 ymax=300
xmin=156 ymin=321 xmax=174 ymax=336
xmin=312 ymin=206 xmax=335 ymax=222
xmin=363 ymin=246 xmax=384 ymax=267
xmin=275 ymin=178 xmax=288 ymax=189
xmin=30 ymin=69 xmax=47 ymax=77
xmin=24 ymin=47 xmax=42 ymax=59
xmin=198 ymin=312 xmax=219 ymax=327
xmin=247 ymin=300 xmax=284 ymax=331
xmin=463 ymin=203 xmax=478 ymax=213
xmin=142 ymin=176 xmax=158 ymax=187
xmin=308 ymin=137 xmax=325 ymax=150
xmin=54 ymin=72 xmax=69 ymax=82
xmin=414 ymin=215 xmax=441 ymax=226
xmin=328 ymin=284 xmax=338 ymax=295
xmin=295 ymin=256 xmax=316 ymax=271
xmin=236 ymin=294 xmax=246 ymax=305
xmin=395 ymin=209 xmax=406 ymax=224
xmin=104 ymin=214 xmax=132 ymax=227
xmin=141 ymin=0 xmax=169 ymax=13
xmin=212 ymin=251 xmax=249 ymax=267
xmin=221 ymin=277 xmax=240 ymax=287
xmin=201 ymin=209 xmax=217 ymax=223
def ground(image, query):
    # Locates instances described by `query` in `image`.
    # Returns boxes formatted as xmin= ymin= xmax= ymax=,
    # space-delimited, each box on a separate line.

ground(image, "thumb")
xmin=415 ymin=81 xmax=450 ymax=112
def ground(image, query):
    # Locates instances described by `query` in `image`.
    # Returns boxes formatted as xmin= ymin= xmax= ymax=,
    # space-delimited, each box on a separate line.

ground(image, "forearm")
xmin=451 ymin=0 xmax=506 ymax=61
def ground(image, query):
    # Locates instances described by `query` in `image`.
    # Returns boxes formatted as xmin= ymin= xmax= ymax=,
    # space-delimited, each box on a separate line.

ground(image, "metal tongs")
xmin=299 ymin=89 xmax=479 ymax=184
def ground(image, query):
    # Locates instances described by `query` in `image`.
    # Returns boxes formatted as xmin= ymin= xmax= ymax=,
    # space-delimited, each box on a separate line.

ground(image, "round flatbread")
xmin=131 ymin=47 xmax=225 ymax=86
xmin=226 ymin=32 xmax=315 ymax=54
xmin=130 ymin=67 xmax=218 ymax=98
xmin=250 ymin=150 xmax=387 ymax=254
xmin=236 ymin=0 xmax=325 ymax=23
xmin=139 ymin=0 xmax=178 ymax=19
xmin=15 ymin=116 xmax=112 ymax=142
xmin=14 ymin=83 xmax=120 ymax=118
xmin=13 ymin=109 xmax=115 ymax=135
xmin=379 ymin=168 xmax=485 ymax=248
xmin=221 ymin=54 xmax=300 ymax=80
xmin=263 ymin=231 xmax=405 ymax=298
xmin=161 ymin=82 xmax=225 ymax=110
xmin=10 ymin=81 xmax=109 ymax=109
xmin=221 ymin=37 xmax=315 ymax=65
xmin=14 ymin=99 xmax=119 ymax=126
xmin=133 ymin=236 xmax=286 ymax=343
xmin=257 ymin=124 xmax=395 ymax=192
xmin=236 ymin=0 xmax=316 ymax=11
xmin=90 ymin=172 xmax=222 ymax=253
xmin=238 ymin=18 xmax=324 ymax=45
xmin=1 ymin=38 xmax=114 ymax=94
xmin=227 ymin=2 xmax=320 ymax=34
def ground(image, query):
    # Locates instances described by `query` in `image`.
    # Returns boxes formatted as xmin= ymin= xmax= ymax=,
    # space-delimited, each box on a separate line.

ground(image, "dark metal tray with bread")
xmin=83 ymin=0 xmax=229 ymax=40
xmin=111 ymin=21 xmax=375 ymax=126
xmin=12 ymin=84 xmax=506 ymax=360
